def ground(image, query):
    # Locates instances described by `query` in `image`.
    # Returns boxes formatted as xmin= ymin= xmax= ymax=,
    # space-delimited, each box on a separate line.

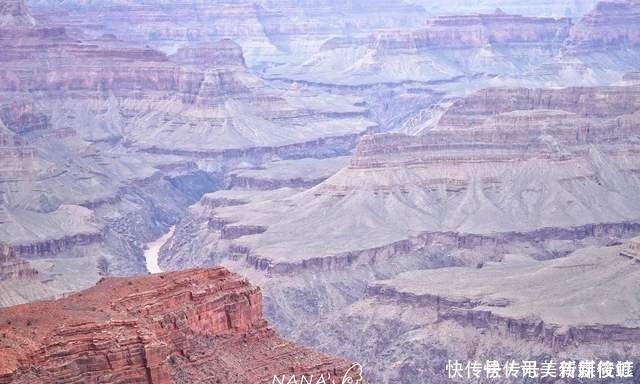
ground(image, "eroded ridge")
xmin=0 ymin=267 xmax=360 ymax=384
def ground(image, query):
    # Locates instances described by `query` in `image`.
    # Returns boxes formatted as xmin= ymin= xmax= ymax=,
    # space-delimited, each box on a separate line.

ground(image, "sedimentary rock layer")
xmin=369 ymin=245 xmax=640 ymax=346
xmin=162 ymin=85 xmax=640 ymax=274
xmin=620 ymin=235 xmax=640 ymax=261
xmin=322 ymin=10 xmax=572 ymax=51
xmin=281 ymin=241 xmax=640 ymax=384
xmin=0 ymin=244 xmax=37 ymax=282
xmin=0 ymin=0 xmax=378 ymax=306
xmin=224 ymin=156 xmax=350 ymax=190
xmin=0 ymin=267 xmax=361 ymax=384
xmin=568 ymin=0 xmax=640 ymax=49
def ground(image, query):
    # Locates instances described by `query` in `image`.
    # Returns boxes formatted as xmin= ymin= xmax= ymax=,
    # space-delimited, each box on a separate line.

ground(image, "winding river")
xmin=144 ymin=226 xmax=175 ymax=274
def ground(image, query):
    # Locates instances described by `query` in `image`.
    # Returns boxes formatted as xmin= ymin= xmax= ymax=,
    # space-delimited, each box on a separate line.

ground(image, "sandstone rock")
xmin=0 ymin=205 xmax=101 ymax=257
xmin=0 ymin=258 xmax=37 ymax=281
xmin=276 ymin=241 xmax=640 ymax=384
xmin=26 ymin=0 xmax=429 ymax=65
xmin=264 ymin=7 xmax=577 ymax=86
xmin=0 ymin=267 xmax=361 ymax=384
xmin=158 ymin=83 xmax=640 ymax=384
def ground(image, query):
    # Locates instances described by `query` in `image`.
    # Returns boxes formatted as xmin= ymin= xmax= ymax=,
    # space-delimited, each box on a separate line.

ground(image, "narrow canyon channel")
xmin=144 ymin=226 xmax=175 ymax=273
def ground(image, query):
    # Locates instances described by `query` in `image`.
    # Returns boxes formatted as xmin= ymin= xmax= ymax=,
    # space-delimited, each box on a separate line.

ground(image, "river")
xmin=144 ymin=226 xmax=175 ymax=274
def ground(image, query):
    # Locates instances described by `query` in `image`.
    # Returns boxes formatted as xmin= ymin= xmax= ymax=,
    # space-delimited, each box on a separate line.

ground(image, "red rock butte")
xmin=0 ymin=267 xmax=361 ymax=384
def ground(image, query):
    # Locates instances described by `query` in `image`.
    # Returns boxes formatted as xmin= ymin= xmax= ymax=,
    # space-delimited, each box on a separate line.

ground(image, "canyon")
xmin=162 ymin=84 xmax=640 ymax=271
xmin=1 ymin=0 xmax=640 ymax=383
xmin=159 ymin=83 xmax=640 ymax=381
xmin=0 ymin=0 xmax=376 ymax=306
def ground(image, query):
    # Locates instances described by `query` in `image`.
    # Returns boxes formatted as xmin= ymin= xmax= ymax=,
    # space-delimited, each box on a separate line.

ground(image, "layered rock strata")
xmin=322 ymin=10 xmax=572 ymax=51
xmin=163 ymin=85 xmax=640 ymax=274
xmin=159 ymin=84 xmax=640 ymax=383
xmin=262 ymin=1 xmax=640 ymax=89
xmin=0 ymin=267 xmax=361 ymax=384
xmin=263 ymin=8 xmax=576 ymax=85
xmin=295 ymin=243 xmax=640 ymax=384
xmin=568 ymin=0 xmax=640 ymax=49
xmin=26 ymin=0 xmax=430 ymax=65
xmin=224 ymin=156 xmax=350 ymax=190
xmin=368 ymin=245 xmax=640 ymax=347
xmin=0 ymin=0 xmax=376 ymax=306
xmin=0 ymin=23 xmax=373 ymax=153
xmin=620 ymin=236 xmax=640 ymax=261
xmin=0 ymin=244 xmax=37 ymax=281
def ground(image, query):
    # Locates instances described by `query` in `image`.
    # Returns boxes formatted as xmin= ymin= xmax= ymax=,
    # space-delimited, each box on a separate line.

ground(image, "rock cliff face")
xmin=26 ymin=0 xmax=598 ymax=68
xmin=224 ymin=156 xmax=350 ymax=190
xmin=26 ymin=0 xmax=429 ymax=65
xmin=22 ymin=0 xmax=633 ymax=91
xmin=323 ymin=10 xmax=572 ymax=51
xmin=163 ymin=84 xmax=640 ymax=274
xmin=261 ymin=1 xmax=637 ymax=88
xmin=295 ymin=243 xmax=640 ymax=384
xmin=568 ymin=0 xmax=640 ymax=49
xmin=438 ymin=85 xmax=640 ymax=120
xmin=170 ymin=39 xmax=247 ymax=68
xmin=0 ymin=22 xmax=372 ymax=153
xmin=0 ymin=14 xmax=223 ymax=297
xmin=0 ymin=258 xmax=37 ymax=281
xmin=0 ymin=25 xmax=185 ymax=94
xmin=0 ymin=267 xmax=361 ymax=384
xmin=620 ymin=235 xmax=640 ymax=261
xmin=368 ymin=246 xmax=640 ymax=346
xmin=0 ymin=103 xmax=50 ymax=134
xmin=265 ymin=11 xmax=572 ymax=85
xmin=0 ymin=244 xmax=37 ymax=282
xmin=0 ymin=0 xmax=35 ymax=27
xmin=293 ymin=9 xmax=574 ymax=84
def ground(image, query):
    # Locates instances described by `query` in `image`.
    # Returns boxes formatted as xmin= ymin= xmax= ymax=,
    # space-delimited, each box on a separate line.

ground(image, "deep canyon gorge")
xmin=1 ymin=0 xmax=640 ymax=382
